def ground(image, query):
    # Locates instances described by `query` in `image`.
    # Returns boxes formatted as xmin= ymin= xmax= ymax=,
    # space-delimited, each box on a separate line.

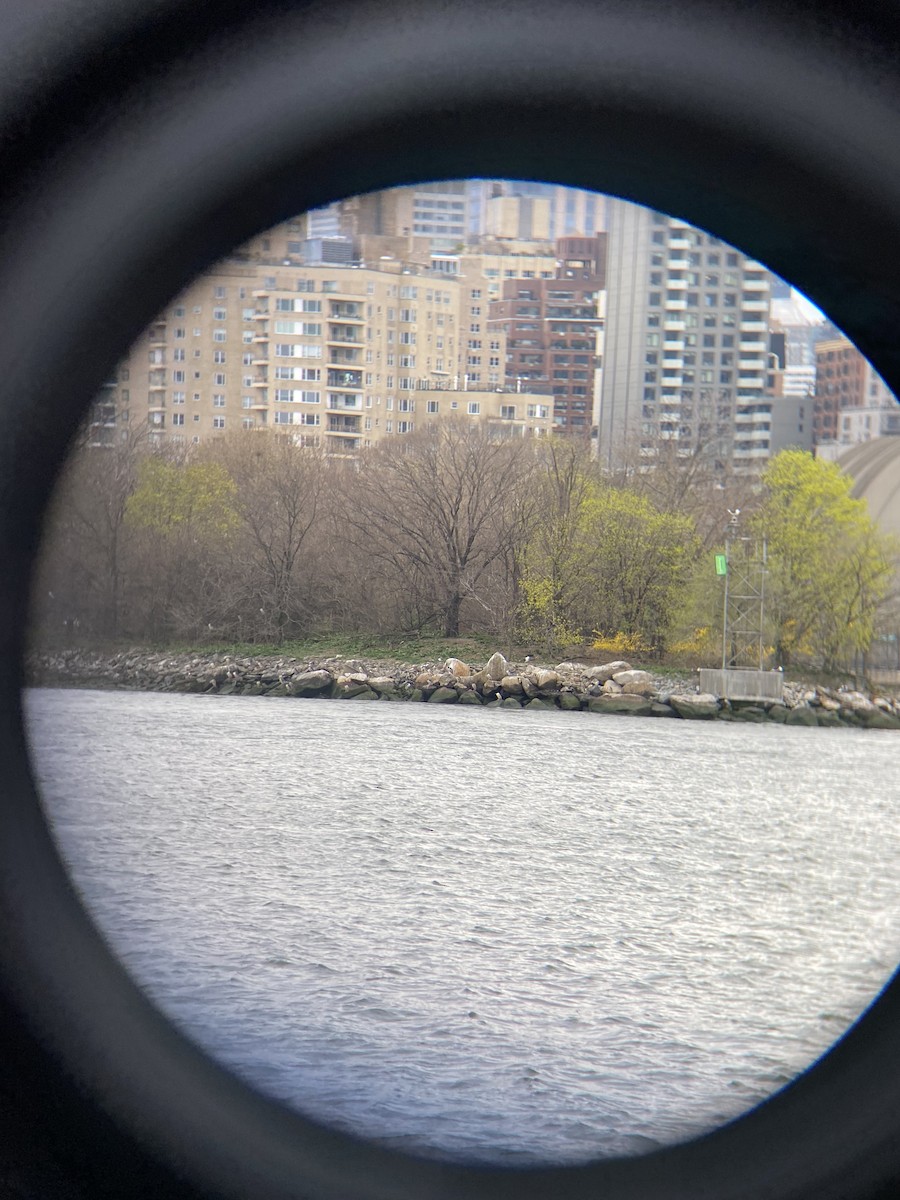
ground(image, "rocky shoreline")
xmin=25 ymin=647 xmax=900 ymax=729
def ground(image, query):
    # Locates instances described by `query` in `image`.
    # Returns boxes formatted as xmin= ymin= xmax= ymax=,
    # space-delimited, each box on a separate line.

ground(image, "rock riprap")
xmin=25 ymin=649 xmax=900 ymax=729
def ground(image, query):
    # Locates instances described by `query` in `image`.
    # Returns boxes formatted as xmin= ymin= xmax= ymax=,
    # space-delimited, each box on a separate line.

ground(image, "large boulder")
xmin=368 ymin=677 xmax=397 ymax=694
xmin=838 ymin=691 xmax=880 ymax=720
xmin=533 ymin=668 xmax=560 ymax=690
xmin=586 ymin=660 xmax=631 ymax=683
xmin=602 ymin=678 xmax=623 ymax=694
xmin=669 ymin=693 xmax=720 ymax=719
xmin=785 ymin=704 xmax=818 ymax=726
xmin=730 ymin=705 xmax=768 ymax=723
xmin=558 ymin=692 xmax=583 ymax=711
xmin=289 ymin=669 xmax=334 ymax=697
xmin=484 ymin=652 xmax=510 ymax=681
xmin=863 ymin=708 xmax=900 ymax=729
xmin=588 ymin=694 xmax=654 ymax=716
xmin=500 ymin=675 xmax=524 ymax=695
xmin=612 ymin=669 xmax=653 ymax=688
xmin=816 ymin=708 xmax=844 ymax=727
xmin=445 ymin=657 xmax=471 ymax=677
xmin=622 ymin=680 xmax=656 ymax=698
xmin=428 ymin=687 xmax=460 ymax=704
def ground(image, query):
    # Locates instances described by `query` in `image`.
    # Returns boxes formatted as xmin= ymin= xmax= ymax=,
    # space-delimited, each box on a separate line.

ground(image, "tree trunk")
xmin=442 ymin=591 xmax=462 ymax=638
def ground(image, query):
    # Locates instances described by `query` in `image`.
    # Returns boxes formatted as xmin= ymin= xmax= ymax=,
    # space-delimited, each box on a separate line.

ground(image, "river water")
xmin=23 ymin=687 xmax=900 ymax=1165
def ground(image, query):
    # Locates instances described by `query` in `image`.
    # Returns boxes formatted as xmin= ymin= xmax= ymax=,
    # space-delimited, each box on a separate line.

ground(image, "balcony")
xmin=327 ymin=328 xmax=364 ymax=344
xmin=329 ymin=302 xmax=364 ymax=321
xmin=329 ymin=348 xmax=362 ymax=366
xmin=327 ymin=370 xmax=363 ymax=390
xmin=327 ymin=419 xmax=362 ymax=435
xmin=327 ymin=395 xmax=362 ymax=412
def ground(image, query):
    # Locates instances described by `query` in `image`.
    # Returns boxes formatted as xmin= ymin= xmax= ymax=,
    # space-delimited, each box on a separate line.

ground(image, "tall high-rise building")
xmin=490 ymin=181 xmax=607 ymax=240
xmin=597 ymin=198 xmax=772 ymax=472
xmin=337 ymin=182 xmax=469 ymax=252
xmin=486 ymin=235 xmax=607 ymax=437
xmin=813 ymin=335 xmax=898 ymax=449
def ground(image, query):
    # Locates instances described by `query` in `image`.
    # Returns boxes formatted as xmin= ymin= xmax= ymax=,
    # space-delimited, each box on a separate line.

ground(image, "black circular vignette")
xmin=1 ymin=1 xmax=900 ymax=1198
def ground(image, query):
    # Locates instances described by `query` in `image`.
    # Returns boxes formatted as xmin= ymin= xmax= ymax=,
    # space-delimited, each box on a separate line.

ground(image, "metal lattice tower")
xmin=721 ymin=513 xmax=768 ymax=671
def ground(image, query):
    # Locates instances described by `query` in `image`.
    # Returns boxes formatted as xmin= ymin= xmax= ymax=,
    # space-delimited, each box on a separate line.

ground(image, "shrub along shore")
xmin=26 ymin=648 xmax=900 ymax=729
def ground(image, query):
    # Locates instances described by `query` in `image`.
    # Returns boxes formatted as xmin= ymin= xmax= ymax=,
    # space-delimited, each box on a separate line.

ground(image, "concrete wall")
xmin=699 ymin=668 xmax=784 ymax=702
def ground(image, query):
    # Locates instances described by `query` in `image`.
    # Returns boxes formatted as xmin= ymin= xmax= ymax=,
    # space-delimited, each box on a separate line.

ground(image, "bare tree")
xmin=206 ymin=433 xmax=328 ymax=642
xmin=30 ymin=419 xmax=150 ymax=645
xmin=341 ymin=421 xmax=536 ymax=638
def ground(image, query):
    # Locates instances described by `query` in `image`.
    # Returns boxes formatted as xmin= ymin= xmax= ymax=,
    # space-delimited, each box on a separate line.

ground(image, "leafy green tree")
xmin=125 ymin=456 xmax=237 ymax=537
xmin=517 ymin=464 xmax=699 ymax=654
xmin=585 ymin=487 xmax=699 ymax=651
xmin=753 ymin=450 xmax=898 ymax=668
xmin=124 ymin=455 xmax=238 ymax=640
xmin=515 ymin=439 xmax=600 ymax=648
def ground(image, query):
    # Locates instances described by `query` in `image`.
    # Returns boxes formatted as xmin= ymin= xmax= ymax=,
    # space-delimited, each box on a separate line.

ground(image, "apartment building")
xmin=597 ymin=198 xmax=773 ymax=473
xmin=484 ymin=195 xmax=552 ymax=241
xmin=475 ymin=181 xmax=607 ymax=241
xmin=94 ymin=253 xmax=553 ymax=454
xmin=485 ymin=236 xmax=606 ymax=438
xmin=813 ymin=335 xmax=898 ymax=448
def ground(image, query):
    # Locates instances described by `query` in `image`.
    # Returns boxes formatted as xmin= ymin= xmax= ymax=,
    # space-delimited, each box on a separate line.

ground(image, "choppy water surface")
xmin=24 ymin=688 xmax=900 ymax=1164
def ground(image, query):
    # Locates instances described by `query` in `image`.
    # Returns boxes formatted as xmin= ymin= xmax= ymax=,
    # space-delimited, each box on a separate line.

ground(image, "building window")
xmin=213 ymin=350 xmax=226 ymax=363
xmin=172 ymin=413 xmax=185 ymax=426
xmin=213 ymin=416 xmax=225 ymax=429
xmin=214 ymin=373 xmax=226 ymax=385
